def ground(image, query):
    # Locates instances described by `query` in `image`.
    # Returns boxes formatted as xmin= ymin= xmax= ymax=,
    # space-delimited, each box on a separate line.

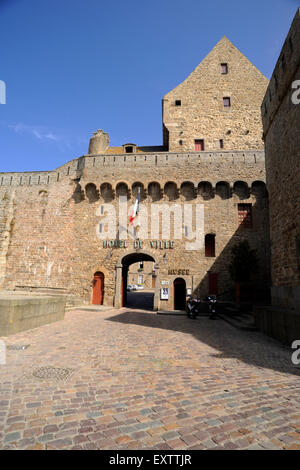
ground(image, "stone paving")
xmin=0 ymin=305 xmax=300 ymax=450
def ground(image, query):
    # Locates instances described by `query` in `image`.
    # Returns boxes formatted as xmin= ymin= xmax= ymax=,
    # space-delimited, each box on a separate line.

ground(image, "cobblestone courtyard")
xmin=1 ymin=304 xmax=300 ymax=450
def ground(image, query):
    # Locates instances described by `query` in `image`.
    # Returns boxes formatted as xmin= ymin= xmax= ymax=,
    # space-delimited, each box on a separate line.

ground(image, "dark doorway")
xmin=121 ymin=252 xmax=156 ymax=311
xmin=173 ymin=277 xmax=186 ymax=310
xmin=92 ymin=272 xmax=104 ymax=304
xmin=208 ymin=272 xmax=218 ymax=295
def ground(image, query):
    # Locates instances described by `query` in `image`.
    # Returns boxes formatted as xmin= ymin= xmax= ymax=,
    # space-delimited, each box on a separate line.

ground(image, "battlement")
xmin=83 ymin=149 xmax=265 ymax=169
xmin=0 ymin=150 xmax=265 ymax=187
xmin=262 ymin=8 xmax=300 ymax=136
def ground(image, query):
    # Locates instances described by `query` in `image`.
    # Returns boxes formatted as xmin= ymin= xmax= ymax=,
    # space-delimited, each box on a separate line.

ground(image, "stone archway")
xmin=114 ymin=251 xmax=159 ymax=310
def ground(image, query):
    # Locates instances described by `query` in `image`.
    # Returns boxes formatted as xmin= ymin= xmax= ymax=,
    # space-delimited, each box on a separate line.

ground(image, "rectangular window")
xmin=223 ymin=97 xmax=231 ymax=107
xmin=184 ymin=226 xmax=188 ymax=237
xmin=238 ymin=204 xmax=253 ymax=228
xmin=175 ymin=100 xmax=181 ymax=106
xmin=205 ymin=234 xmax=216 ymax=257
xmin=99 ymin=223 xmax=103 ymax=233
xmin=194 ymin=139 xmax=204 ymax=151
xmin=296 ymin=236 xmax=300 ymax=271
xmin=100 ymin=205 xmax=104 ymax=215
xmin=221 ymin=63 xmax=228 ymax=74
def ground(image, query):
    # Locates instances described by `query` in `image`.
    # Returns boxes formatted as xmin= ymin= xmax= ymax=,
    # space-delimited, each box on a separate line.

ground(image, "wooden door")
xmin=92 ymin=272 xmax=104 ymax=305
xmin=208 ymin=272 xmax=218 ymax=296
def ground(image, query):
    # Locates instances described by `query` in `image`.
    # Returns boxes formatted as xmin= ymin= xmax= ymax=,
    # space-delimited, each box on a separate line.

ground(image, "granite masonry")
xmin=0 ymin=37 xmax=270 ymax=313
xmin=256 ymin=8 xmax=300 ymax=343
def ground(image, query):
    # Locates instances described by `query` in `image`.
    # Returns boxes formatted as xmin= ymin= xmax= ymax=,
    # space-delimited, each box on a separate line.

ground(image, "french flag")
xmin=129 ymin=188 xmax=140 ymax=225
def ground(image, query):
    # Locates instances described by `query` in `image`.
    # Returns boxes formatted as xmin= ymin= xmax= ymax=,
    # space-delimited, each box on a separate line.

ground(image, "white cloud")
xmin=8 ymin=123 xmax=61 ymax=143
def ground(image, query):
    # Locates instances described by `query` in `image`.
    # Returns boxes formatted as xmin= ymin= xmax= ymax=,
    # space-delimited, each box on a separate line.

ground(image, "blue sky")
xmin=0 ymin=0 xmax=298 ymax=172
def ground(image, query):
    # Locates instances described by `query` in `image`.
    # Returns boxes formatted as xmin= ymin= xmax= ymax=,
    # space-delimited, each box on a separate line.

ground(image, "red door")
xmin=92 ymin=272 xmax=104 ymax=304
xmin=208 ymin=273 xmax=218 ymax=296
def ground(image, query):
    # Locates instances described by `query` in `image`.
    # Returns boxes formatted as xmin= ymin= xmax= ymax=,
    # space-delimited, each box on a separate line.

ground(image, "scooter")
xmin=186 ymin=297 xmax=201 ymax=319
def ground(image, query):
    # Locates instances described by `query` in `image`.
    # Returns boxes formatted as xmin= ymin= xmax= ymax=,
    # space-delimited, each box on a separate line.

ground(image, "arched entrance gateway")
xmin=115 ymin=252 xmax=159 ymax=310
xmin=92 ymin=271 xmax=104 ymax=305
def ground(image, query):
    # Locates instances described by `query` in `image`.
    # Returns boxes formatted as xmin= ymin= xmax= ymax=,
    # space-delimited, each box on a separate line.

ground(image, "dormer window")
xmin=175 ymin=100 xmax=181 ymax=106
xmin=221 ymin=63 xmax=228 ymax=74
xmin=123 ymin=143 xmax=137 ymax=154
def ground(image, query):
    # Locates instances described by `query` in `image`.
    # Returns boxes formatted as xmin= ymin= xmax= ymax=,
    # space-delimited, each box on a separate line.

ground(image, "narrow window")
xmin=223 ymin=97 xmax=231 ymax=108
xmin=100 ymin=205 xmax=104 ymax=215
xmin=125 ymin=146 xmax=133 ymax=153
xmin=139 ymin=262 xmax=144 ymax=270
xmin=99 ymin=223 xmax=103 ymax=233
xmin=194 ymin=139 xmax=204 ymax=151
xmin=296 ymin=236 xmax=300 ymax=271
xmin=184 ymin=226 xmax=189 ymax=237
xmin=175 ymin=100 xmax=181 ymax=106
xmin=238 ymin=203 xmax=253 ymax=228
xmin=219 ymin=139 xmax=224 ymax=149
xmin=221 ymin=63 xmax=228 ymax=74
xmin=205 ymin=234 xmax=216 ymax=257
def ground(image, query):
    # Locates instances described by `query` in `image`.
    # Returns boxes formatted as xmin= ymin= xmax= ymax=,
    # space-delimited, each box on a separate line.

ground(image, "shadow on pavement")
xmin=106 ymin=309 xmax=300 ymax=377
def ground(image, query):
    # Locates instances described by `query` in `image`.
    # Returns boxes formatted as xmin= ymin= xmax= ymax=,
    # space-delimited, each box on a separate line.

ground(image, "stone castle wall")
xmin=262 ymin=8 xmax=300 ymax=310
xmin=0 ymin=149 xmax=269 ymax=309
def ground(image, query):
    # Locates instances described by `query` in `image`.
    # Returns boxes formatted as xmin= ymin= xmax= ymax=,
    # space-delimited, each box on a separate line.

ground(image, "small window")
xmin=205 ymin=234 xmax=215 ymax=257
xmin=219 ymin=139 xmax=224 ymax=149
xmin=139 ymin=262 xmax=144 ymax=270
xmin=184 ymin=226 xmax=189 ymax=237
xmin=100 ymin=205 xmax=104 ymax=215
xmin=125 ymin=146 xmax=133 ymax=153
xmin=194 ymin=139 xmax=204 ymax=151
xmin=175 ymin=100 xmax=181 ymax=106
xmin=221 ymin=63 xmax=228 ymax=74
xmin=179 ymin=140 xmax=183 ymax=146
xmin=238 ymin=204 xmax=253 ymax=228
xmin=296 ymin=236 xmax=300 ymax=270
xmin=99 ymin=223 xmax=103 ymax=233
xmin=223 ymin=97 xmax=231 ymax=108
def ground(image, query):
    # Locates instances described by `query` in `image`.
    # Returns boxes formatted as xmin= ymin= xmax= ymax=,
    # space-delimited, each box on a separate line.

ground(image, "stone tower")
xmin=162 ymin=36 xmax=269 ymax=152
xmin=88 ymin=129 xmax=109 ymax=154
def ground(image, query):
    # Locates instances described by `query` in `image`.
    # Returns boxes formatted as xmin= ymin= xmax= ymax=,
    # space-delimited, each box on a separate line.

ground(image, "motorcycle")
xmin=207 ymin=295 xmax=217 ymax=319
xmin=186 ymin=297 xmax=201 ymax=319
